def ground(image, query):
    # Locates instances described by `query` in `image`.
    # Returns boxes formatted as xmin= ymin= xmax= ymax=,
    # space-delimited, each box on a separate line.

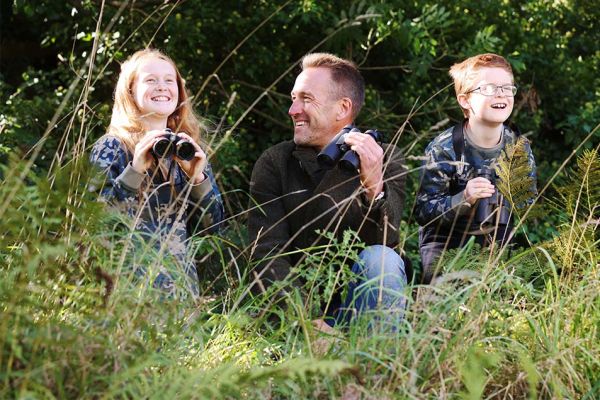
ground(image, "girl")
xmin=90 ymin=49 xmax=224 ymax=298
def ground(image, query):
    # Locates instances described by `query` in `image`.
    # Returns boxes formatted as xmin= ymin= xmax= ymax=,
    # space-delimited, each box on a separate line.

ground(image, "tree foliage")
xmin=1 ymin=0 xmax=598 ymax=190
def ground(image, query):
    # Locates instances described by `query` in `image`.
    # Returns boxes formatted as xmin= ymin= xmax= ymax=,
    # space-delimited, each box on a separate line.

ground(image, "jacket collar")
xmin=292 ymin=145 xmax=325 ymax=184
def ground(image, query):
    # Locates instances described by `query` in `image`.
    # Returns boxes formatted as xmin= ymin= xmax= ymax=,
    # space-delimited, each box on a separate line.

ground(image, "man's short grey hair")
xmin=301 ymin=53 xmax=365 ymax=120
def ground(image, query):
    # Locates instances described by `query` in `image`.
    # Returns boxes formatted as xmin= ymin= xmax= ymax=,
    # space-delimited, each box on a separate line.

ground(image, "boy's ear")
xmin=457 ymin=93 xmax=471 ymax=111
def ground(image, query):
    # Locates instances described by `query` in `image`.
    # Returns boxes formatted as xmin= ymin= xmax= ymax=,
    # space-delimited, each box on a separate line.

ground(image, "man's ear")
xmin=336 ymin=97 xmax=353 ymax=121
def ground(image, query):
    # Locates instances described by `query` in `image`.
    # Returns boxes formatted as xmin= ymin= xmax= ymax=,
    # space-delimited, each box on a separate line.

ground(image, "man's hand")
xmin=343 ymin=132 xmax=384 ymax=200
xmin=311 ymin=319 xmax=341 ymax=356
xmin=312 ymin=318 xmax=337 ymax=334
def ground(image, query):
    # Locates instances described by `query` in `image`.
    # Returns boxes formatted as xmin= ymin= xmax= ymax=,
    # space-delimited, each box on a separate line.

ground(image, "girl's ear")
xmin=336 ymin=97 xmax=353 ymax=121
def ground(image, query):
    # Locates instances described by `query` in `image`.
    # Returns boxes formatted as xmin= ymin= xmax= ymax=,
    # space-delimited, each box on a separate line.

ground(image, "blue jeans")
xmin=326 ymin=245 xmax=407 ymax=330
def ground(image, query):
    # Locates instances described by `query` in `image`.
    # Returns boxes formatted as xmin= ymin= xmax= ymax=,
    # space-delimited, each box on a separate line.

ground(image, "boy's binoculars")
xmin=475 ymin=165 xmax=510 ymax=228
xmin=151 ymin=129 xmax=196 ymax=161
xmin=317 ymin=125 xmax=383 ymax=171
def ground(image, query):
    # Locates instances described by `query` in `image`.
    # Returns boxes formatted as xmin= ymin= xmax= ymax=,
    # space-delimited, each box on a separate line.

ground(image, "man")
xmin=248 ymin=53 xmax=407 ymax=330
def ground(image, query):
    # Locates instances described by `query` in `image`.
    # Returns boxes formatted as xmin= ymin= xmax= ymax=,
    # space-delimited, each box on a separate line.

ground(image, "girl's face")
xmin=458 ymin=67 xmax=514 ymax=127
xmin=132 ymin=57 xmax=179 ymax=121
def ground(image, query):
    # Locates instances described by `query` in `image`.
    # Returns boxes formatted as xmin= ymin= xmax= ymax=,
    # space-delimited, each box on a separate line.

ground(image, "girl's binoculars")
xmin=151 ymin=129 xmax=196 ymax=161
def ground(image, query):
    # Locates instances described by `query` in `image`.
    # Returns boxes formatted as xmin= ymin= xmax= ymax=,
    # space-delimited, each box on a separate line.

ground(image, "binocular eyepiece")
xmin=475 ymin=165 xmax=511 ymax=228
xmin=151 ymin=129 xmax=196 ymax=161
xmin=317 ymin=125 xmax=383 ymax=171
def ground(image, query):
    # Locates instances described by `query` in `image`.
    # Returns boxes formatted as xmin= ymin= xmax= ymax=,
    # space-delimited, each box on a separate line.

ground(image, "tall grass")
xmin=2 ymin=169 xmax=598 ymax=398
xmin=2 ymin=108 xmax=598 ymax=400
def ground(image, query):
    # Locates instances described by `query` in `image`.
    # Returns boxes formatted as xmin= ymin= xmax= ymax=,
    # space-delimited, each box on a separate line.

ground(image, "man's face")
xmin=288 ymin=67 xmax=346 ymax=149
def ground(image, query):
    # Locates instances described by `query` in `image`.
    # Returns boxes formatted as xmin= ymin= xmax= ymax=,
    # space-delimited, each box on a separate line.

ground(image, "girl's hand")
xmin=463 ymin=177 xmax=495 ymax=206
xmin=174 ymin=132 xmax=207 ymax=184
xmin=131 ymin=130 xmax=169 ymax=174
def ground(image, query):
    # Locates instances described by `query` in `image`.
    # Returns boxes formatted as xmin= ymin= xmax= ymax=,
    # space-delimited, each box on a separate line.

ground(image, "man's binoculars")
xmin=475 ymin=165 xmax=510 ymax=228
xmin=317 ymin=125 xmax=383 ymax=171
xmin=151 ymin=129 xmax=196 ymax=161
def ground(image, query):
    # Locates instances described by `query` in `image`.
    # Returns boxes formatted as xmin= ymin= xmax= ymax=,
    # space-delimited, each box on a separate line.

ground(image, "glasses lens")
xmin=480 ymin=84 xmax=497 ymax=96
xmin=496 ymin=85 xmax=517 ymax=96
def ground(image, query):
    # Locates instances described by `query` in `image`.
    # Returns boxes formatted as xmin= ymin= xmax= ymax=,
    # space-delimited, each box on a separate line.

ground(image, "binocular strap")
xmin=151 ymin=154 xmax=175 ymax=183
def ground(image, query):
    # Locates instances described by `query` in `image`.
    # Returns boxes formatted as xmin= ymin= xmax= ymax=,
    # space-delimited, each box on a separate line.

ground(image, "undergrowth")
xmin=0 ymin=145 xmax=598 ymax=399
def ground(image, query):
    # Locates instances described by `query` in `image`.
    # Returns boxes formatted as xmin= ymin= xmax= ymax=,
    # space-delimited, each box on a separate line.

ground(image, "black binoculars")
xmin=475 ymin=165 xmax=510 ymax=228
xmin=317 ymin=125 xmax=383 ymax=171
xmin=151 ymin=129 xmax=196 ymax=161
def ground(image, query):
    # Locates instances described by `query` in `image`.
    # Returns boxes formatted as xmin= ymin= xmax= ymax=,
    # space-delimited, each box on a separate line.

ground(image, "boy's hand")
xmin=464 ymin=177 xmax=495 ymax=206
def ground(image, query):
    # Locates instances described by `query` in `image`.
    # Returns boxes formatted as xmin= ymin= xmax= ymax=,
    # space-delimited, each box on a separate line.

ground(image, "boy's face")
xmin=458 ymin=67 xmax=514 ymax=126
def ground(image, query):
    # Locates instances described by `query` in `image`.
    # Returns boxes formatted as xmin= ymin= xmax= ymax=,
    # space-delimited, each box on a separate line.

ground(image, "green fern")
xmin=542 ymin=149 xmax=600 ymax=279
xmin=545 ymin=224 xmax=597 ymax=279
xmin=495 ymin=136 xmax=539 ymax=219
xmin=293 ymin=229 xmax=363 ymax=317
xmin=556 ymin=149 xmax=600 ymax=220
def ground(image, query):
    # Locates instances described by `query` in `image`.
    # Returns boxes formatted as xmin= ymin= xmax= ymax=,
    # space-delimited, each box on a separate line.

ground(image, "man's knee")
xmin=355 ymin=245 xmax=406 ymax=284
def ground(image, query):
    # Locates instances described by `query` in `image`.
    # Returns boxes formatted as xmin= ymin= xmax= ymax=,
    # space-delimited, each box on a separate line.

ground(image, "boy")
xmin=415 ymin=53 xmax=537 ymax=284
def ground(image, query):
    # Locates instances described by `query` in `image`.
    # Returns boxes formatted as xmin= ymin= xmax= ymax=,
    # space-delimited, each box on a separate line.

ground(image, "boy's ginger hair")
xmin=449 ymin=53 xmax=514 ymax=118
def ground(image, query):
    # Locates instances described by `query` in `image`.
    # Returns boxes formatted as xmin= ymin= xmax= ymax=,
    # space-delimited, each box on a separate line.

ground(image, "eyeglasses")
xmin=466 ymin=84 xmax=518 ymax=97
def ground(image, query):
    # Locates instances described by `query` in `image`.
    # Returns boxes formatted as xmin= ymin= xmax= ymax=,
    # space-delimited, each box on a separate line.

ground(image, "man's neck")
xmin=466 ymin=119 xmax=503 ymax=148
xmin=317 ymin=121 xmax=354 ymax=151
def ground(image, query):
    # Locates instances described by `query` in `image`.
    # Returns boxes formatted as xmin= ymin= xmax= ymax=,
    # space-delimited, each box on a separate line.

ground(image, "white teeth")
xmin=295 ymin=121 xmax=306 ymax=126
xmin=491 ymin=104 xmax=506 ymax=109
xmin=151 ymin=96 xmax=170 ymax=101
